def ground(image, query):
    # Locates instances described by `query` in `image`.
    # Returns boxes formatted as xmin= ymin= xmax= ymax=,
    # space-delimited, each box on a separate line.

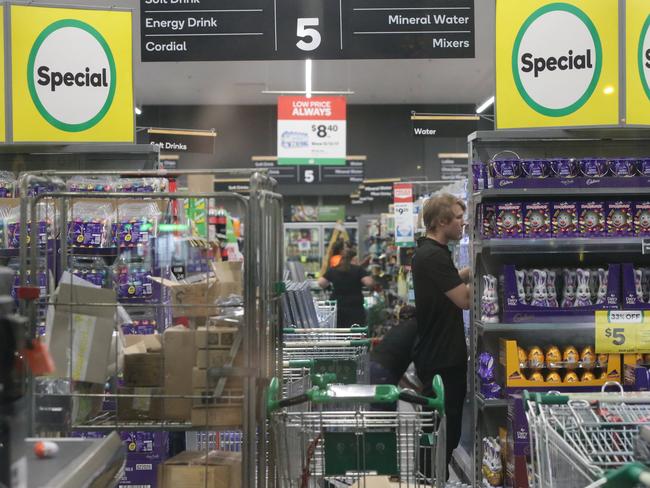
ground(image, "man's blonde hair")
xmin=422 ymin=193 xmax=466 ymax=233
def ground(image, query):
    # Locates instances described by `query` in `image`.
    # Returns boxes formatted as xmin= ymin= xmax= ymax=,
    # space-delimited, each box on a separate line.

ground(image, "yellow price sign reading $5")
xmin=595 ymin=310 xmax=650 ymax=353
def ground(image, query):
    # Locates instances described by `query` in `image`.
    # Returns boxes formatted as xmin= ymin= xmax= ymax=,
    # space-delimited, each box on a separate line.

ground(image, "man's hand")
xmin=458 ymin=267 xmax=471 ymax=283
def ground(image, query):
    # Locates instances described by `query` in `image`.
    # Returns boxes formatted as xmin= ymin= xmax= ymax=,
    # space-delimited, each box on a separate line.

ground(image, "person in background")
xmin=411 ymin=193 xmax=470 ymax=475
xmin=318 ymin=240 xmax=374 ymax=328
xmin=368 ymin=305 xmax=417 ymax=410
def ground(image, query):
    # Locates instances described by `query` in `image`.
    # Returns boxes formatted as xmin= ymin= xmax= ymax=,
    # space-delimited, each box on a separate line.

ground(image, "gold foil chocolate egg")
xmin=564 ymin=371 xmax=579 ymax=383
xmin=545 ymin=346 xmax=561 ymax=367
xmin=529 ymin=372 xmax=544 ymax=382
xmin=563 ymin=346 xmax=579 ymax=367
xmin=518 ymin=346 xmax=528 ymax=364
xmin=546 ymin=372 xmax=562 ymax=383
xmin=581 ymin=346 xmax=595 ymax=365
xmin=597 ymin=353 xmax=608 ymax=365
xmin=581 ymin=371 xmax=595 ymax=382
xmin=528 ymin=346 xmax=545 ymax=369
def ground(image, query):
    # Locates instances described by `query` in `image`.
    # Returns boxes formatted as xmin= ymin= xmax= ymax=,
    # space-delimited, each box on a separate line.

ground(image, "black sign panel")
xmin=440 ymin=158 xmax=468 ymax=182
xmin=362 ymin=183 xmax=393 ymax=199
xmin=214 ymin=180 xmax=250 ymax=193
xmin=141 ymin=0 xmax=474 ymax=62
xmin=146 ymin=130 xmax=216 ymax=154
xmin=253 ymin=159 xmax=364 ymax=184
xmin=412 ymin=118 xmax=478 ymax=137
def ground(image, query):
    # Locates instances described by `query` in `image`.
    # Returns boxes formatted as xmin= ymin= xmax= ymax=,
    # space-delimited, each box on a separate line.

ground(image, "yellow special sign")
xmin=496 ymin=0 xmax=619 ymax=129
xmin=626 ymin=0 xmax=650 ymax=125
xmin=10 ymin=5 xmax=134 ymax=142
xmin=0 ymin=5 xmax=5 ymax=143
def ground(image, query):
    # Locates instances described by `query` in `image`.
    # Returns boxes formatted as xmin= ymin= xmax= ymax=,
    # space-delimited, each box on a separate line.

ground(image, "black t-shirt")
xmin=370 ymin=319 xmax=417 ymax=375
xmin=324 ymin=264 xmax=368 ymax=309
xmin=412 ymin=237 xmax=466 ymax=371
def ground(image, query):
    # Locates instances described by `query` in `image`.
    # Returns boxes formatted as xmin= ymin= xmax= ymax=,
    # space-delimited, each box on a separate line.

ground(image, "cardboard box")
xmin=192 ymin=387 xmax=244 ymax=407
xmin=150 ymin=262 xmax=242 ymax=318
xmin=195 ymin=326 xmax=238 ymax=349
xmin=117 ymin=387 xmax=164 ymax=421
xmin=163 ymin=326 xmax=195 ymax=421
xmin=191 ymin=405 xmax=243 ymax=427
xmin=46 ymin=273 xmax=117 ymax=384
xmin=195 ymin=349 xmax=244 ymax=369
xmin=192 ymin=367 xmax=243 ymax=390
xmin=123 ymin=333 xmax=162 ymax=352
xmin=158 ymin=450 xmax=241 ymax=488
xmin=123 ymin=352 xmax=163 ymax=387
xmin=119 ymin=452 xmax=166 ymax=487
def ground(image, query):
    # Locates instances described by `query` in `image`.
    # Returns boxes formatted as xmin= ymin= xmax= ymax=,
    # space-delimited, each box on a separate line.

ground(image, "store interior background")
xmin=22 ymin=0 xmax=495 ymax=219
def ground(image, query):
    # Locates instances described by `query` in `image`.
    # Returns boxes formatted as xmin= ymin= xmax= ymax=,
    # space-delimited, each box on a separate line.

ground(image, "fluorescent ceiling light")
xmin=411 ymin=115 xmax=479 ymax=121
xmin=476 ymin=96 xmax=495 ymax=114
xmin=135 ymin=107 xmax=142 ymax=116
xmin=438 ymin=153 xmax=469 ymax=159
xmin=305 ymin=59 xmax=312 ymax=99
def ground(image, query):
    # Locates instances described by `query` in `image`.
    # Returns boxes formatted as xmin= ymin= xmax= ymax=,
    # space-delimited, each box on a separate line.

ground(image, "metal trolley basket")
xmin=267 ymin=375 xmax=448 ymax=488
xmin=525 ymin=383 xmax=650 ymax=488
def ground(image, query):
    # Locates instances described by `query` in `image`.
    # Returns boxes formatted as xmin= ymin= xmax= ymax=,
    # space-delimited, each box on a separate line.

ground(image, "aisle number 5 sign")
xmin=595 ymin=310 xmax=650 ymax=353
xmin=496 ymin=0 xmax=619 ymax=129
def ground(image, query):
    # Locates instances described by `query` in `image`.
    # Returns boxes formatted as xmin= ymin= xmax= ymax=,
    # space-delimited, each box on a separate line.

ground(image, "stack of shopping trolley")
xmin=525 ymin=383 xmax=650 ymax=488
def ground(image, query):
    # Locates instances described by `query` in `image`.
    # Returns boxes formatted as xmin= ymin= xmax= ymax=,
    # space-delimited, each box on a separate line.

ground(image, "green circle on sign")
xmin=638 ymin=15 xmax=650 ymax=101
xmin=511 ymin=3 xmax=602 ymax=117
xmin=27 ymin=19 xmax=117 ymax=132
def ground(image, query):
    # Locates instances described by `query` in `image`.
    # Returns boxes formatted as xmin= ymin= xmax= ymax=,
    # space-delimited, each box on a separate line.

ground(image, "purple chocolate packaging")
xmin=523 ymin=202 xmax=551 ymax=237
xmin=606 ymin=201 xmax=634 ymax=236
xmin=635 ymin=202 xmax=650 ymax=236
xmin=579 ymin=201 xmax=606 ymax=237
xmin=113 ymin=220 xmax=151 ymax=248
xmin=552 ymin=202 xmax=579 ymax=237
xmin=481 ymin=204 xmax=496 ymax=239
xmin=68 ymin=221 xmax=107 ymax=248
xmin=610 ymin=159 xmax=637 ymax=177
xmin=496 ymin=202 xmax=523 ymax=239
xmin=120 ymin=431 xmax=169 ymax=455
xmin=119 ymin=452 xmax=165 ymax=488
xmin=480 ymin=382 xmax=502 ymax=399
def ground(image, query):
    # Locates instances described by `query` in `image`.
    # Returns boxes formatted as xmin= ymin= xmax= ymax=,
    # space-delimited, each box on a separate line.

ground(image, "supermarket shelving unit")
xmin=467 ymin=128 xmax=650 ymax=485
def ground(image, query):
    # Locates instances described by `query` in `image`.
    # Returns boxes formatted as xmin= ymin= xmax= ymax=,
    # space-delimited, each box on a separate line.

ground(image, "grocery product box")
xmin=163 ymin=325 xmax=195 ymax=421
xmin=118 ymin=452 xmax=165 ymax=488
xmin=191 ymin=405 xmax=243 ymax=428
xmin=196 ymin=348 xmax=244 ymax=369
xmin=501 ymin=264 xmax=620 ymax=323
xmin=46 ymin=272 xmax=116 ymax=384
xmin=151 ymin=261 xmax=242 ymax=318
xmin=621 ymin=263 xmax=650 ymax=310
xmin=158 ymin=450 xmax=241 ymax=488
xmin=193 ymin=367 xmax=243 ymax=390
xmin=117 ymin=387 xmax=164 ymax=421
xmin=499 ymin=339 xmax=620 ymax=393
xmin=123 ymin=351 xmax=163 ymax=387
xmin=195 ymin=326 xmax=238 ymax=349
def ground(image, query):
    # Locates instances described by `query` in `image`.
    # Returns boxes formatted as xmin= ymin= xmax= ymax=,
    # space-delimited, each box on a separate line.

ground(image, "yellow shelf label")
xmin=595 ymin=310 xmax=650 ymax=353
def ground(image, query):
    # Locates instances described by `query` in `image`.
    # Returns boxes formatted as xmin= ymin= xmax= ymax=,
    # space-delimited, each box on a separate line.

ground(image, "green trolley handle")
xmin=602 ymin=462 xmax=650 ymax=488
xmin=267 ymin=374 xmax=445 ymax=416
xmin=523 ymin=390 xmax=570 ymax=414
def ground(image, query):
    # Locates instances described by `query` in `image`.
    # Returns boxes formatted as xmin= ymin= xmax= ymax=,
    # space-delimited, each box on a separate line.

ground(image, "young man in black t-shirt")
xmin=412 ymin=193 xmax=470 ymax=475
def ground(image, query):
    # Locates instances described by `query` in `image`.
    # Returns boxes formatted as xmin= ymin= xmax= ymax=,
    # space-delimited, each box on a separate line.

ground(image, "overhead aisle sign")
xmin=626 ymin=0 xmax=650 ymax=125
xmin=277 ymin=96 xmax=346 ymax=166
xmin=10 ymin=5 xmax=134 ymax=142
xmin=140 ymin=0 xmax=474 ymax=62
xmin=496 ymin=0 xmax=619 ymax=129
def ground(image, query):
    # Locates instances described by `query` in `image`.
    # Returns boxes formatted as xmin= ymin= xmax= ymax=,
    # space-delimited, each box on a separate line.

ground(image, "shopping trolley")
xmin=267 ymin=375 xmax=447 ymax=488
xmin=283 ymin=325 xmax=368 ymax=342
xmin=525 ymin=382 xmax=650 ymax=488
xmin=282 ymin=339 xmax=372 ymax=386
